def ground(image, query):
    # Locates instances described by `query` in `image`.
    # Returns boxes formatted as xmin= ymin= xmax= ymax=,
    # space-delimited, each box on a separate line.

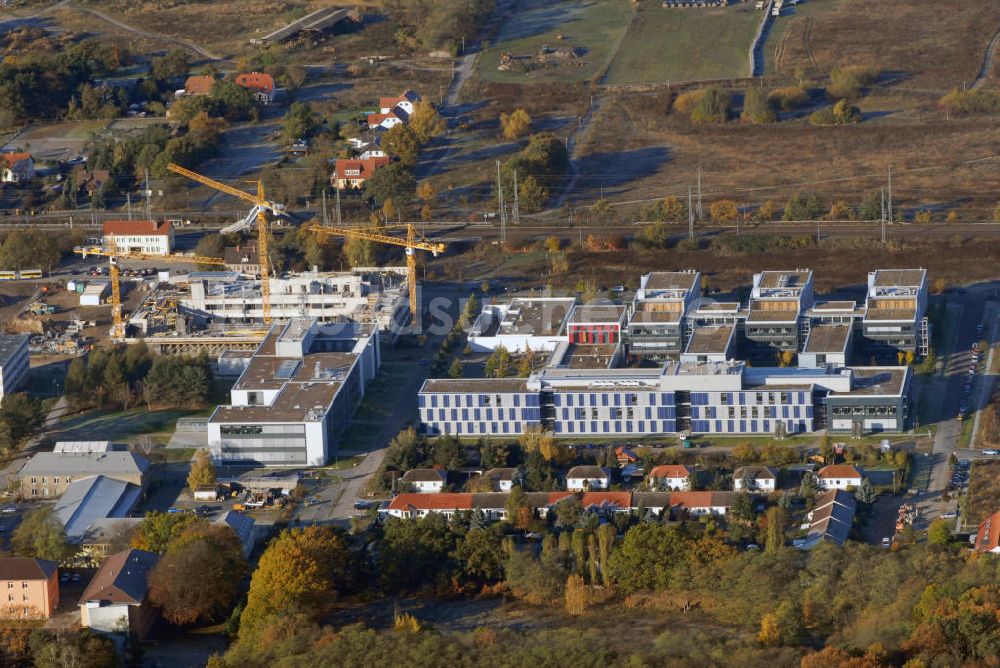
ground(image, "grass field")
xmin=604 ymin=0 xmax=761 ymax=84
xmin=764 ymin=0 xmax=1000 ymax=89
xmin=477 ymin=0 xmax=634 ymax=83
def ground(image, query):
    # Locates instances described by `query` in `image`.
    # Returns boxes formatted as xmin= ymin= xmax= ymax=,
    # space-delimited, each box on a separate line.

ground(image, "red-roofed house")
xmin=183 ymin=75 xmax=216 ymax=96
xmin=387 ymin=493 xmax=472 ymax=519
xmin=367 ymin=111 xmax=405 ymax=130
xmin=817 ymin=464 xmax=863 ymax=491
xmin=102 ymin=220 xmax=175 ymax=255
xmin=379 ymin=90 xmax=420 ymax=117
xmin=1 ymin=153 xmax=34 ymax=183
xmin=648 ymin=464 xmax=693 ymax=490
xmin=331 ymin=156 xmax=391 ymax=190
xmin=668 ymin=491 xmax=737 ymax=516
xmin=235 ymin=72 xmax=276 ymax=105
xmin=974 ymin=510 xmax=1000 ymax=554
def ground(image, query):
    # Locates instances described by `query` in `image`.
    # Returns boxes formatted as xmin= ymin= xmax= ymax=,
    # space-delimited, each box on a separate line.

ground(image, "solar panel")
xmin=274 ymin=360 xmax=300 ymax=380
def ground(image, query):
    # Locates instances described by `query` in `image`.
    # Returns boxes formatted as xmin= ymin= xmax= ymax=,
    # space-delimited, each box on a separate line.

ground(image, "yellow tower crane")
xmin=303 ymin=222 xmax=446 ymax=326
xmin=74 ymin=243 xmax=227 ymax=342
xmin=166 ymin=163 xmax=282 ymax=324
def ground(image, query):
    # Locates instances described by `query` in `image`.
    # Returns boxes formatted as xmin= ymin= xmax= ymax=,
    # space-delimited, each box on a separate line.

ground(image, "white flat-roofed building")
xmin=627 ymin=271 xmax=701 ymax=357
xmin=102 ymin=220 xmax=174 ymax=255
xmin=0 ymin=334 xmax=30 ymax=402
xmin=745 ymin=269 xmax=814 ymax=352
xmin=207 ymin=318 xmax=379 ymax=467
xmin=862 ymin=269 xmax=928 ymax=356
xmin=468 ymin=297 xmax=576 ymax=353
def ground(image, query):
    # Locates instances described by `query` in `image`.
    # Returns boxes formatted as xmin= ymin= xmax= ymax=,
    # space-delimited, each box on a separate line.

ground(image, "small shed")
xmin=193 ymin=485 xmax=219 ymax=501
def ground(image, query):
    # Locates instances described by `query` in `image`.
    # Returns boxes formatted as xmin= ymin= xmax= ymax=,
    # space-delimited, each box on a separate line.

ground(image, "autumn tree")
xmin=149 ymin=523 xmax=247 ymax=624
xmin=765 ymin=506 xmax=787 ymax=553
xmin=500 ymin=108 xmax=532 ymax=139
xmin=238 ymin=526 xmax=352 ymax=645
xmin=344 ymin=236 xmax=375 ymax=267
xmin=381 ymin=124 xmax=421 ymax=167
xmin=187 ymin=449 xmax=216 ymax=491
xmin=484 ymin=346 xmax=512 ymax=377
xmin=11 ymin=508 xmax=72 ymax=562
xmin=131 ymin=511 xmax=200 ymax=554
xmin=709 ymin=199 xmax=739 ymax=223
xmin=564 ymin=574 xmax=587 ymax=615
xmin=927 ymin=519 xmax=952 ymax=546
xmin=409 ymin=101 xmax=446 ymax=143
xmin=741 ymin=86 xmax=776 ymax=124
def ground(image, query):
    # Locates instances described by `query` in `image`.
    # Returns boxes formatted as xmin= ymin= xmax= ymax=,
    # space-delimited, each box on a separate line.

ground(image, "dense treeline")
xmin=0 ymin=393 xmax=44 ymax=458
xmin=0 ymin=40 xmax=123 ymax=124
xmin=64 ymin=343 xmax=213 ymax=411
xmin=385 ymin=0 xmax=495 ymax=53
xmin=0 ymin=228 xmax=84 ymax=271
xmin=498 ymin=133 xmax=569 ymax=213
xmin=207 ymin=511 xmax=1000 ymax=668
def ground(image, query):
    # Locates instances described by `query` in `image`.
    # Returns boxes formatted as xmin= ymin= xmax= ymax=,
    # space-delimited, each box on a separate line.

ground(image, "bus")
xmin=18 ymin=269 xmax=42 ymax=279
xmin=0 ymin=271 xmax=16 ymax=281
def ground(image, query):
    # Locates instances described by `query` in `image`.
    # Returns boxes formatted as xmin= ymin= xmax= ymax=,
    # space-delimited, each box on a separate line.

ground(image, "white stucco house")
xmin=817 ymin=464 xmax=863 ymax=491
xmin=401 ymin=468 xmax=447 ymax=493
xmin=565 ymin=466 xmax=610 ymax=492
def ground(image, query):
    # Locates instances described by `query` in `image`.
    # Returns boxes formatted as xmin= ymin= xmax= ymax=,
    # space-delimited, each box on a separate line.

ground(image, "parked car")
xmin=941 ymin=511 xmax=958 ymax=519
xmin=881 ymin=537 xmax=892 ymax=548
xmin=982 ymin=449 xmax=999 ymax=456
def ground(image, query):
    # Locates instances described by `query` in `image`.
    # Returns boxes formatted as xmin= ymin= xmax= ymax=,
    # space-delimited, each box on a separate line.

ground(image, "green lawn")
xmin=51 ymin=407 xmax=205 ymax=444
xmin=604 ymin=0 xmax=762 ymax=84
xmin=477 ymin=0 xmax=635 ymax=83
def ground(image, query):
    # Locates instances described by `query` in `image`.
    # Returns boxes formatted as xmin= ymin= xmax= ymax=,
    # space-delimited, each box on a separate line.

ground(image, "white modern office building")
xmin=0 ymin=334 xmax=29 ymax=402
xmin=207 ymin=318 xmax=379 ymax=466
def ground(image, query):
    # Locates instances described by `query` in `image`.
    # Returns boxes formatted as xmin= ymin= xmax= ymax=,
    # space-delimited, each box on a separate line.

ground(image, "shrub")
xmin=690 ymin=86 xmax=731 ymax=123
xmin=939 ymin=89 xmax=1000 ymax=115
xmin=809 ymin=99 xmax=860 ymax=126
xmin=741 ymin=87 xmax=776 ymax=124
xmin=828 ymin=65 xmax=877 ymax=99
xmin=709 ymin=199 xmax=739 ymax=223
xmin=676 ymin=237 xmax=700 ymax=251
xmin=768 ymin=85 xmax=809 ymax=111
xmin=783 ymin=192 xmax=825 ymax=221
xmin=674 ymin=89 xmax=704 ymax=116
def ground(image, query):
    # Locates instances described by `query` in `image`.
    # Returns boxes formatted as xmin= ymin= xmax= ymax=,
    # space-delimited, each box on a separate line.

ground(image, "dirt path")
xmin=66 ymin=1 xmax=223 ymax=60
xmin=972 ymin=26 xmax=1000 ymax=89
xmin=552 ymin=94 xmax=603 ymax=209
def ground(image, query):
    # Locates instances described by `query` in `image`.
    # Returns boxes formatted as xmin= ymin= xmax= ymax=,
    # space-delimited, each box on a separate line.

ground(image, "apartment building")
xmin=207 ymin=318 xmax=379 ymax=466
xmin=744 ymin=269 xmax=814 ymax=353
xmin=0 ymin=558 xmax=58 ymax=619
xmin=102 ymin=220 xmax=174 ymax=255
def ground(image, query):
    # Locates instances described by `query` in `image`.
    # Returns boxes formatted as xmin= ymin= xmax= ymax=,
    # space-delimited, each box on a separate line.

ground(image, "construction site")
xmin=1 ymin=163 xmax=448 ymax=364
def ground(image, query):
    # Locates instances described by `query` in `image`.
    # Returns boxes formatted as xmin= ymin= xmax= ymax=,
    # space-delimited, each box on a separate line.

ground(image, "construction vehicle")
xmin=74 ymin=241 xmax=227 ymax=341
xmin=303 ymin=222 xmax=446 ymax=326
xmin=166 ymin=163 xmax=286 ymax=324
xmin=28 ymin=302 xmax=55 ymax=315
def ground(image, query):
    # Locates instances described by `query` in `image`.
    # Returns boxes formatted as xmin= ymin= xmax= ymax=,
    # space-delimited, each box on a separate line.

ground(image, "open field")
xmin=435 ymin=236 xmax=1000 ymax=296
xmin=477 ymin=0 xmax=634 ymax=83
xmin=574 ymin=92 xmax=1000 ymax=217
xmin=3 ymin=120 xmax=110 ymax=161
xmin=765 ymin=0 xmax=1000 ymax=89
xmin=604 ymin=0 xmax=760 ymax=84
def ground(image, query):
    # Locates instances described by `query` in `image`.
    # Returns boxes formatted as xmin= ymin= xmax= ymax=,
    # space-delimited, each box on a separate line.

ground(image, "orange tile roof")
xmin=975 ymin=510 xmax=1000 ymax=552
xmin=387 ymin=493 xmax=472 ymax=512
xmin=649 ymin=464 xmax=692 ymax=479
xmin=817 ymin=464 xmax=862 ymax=479
xmin=367 ymin=112 xmax=402 ymax=126
xmin=2 ymin=152 xmax=32 ymax=166
xmin=235 ymin=72 xmax=275 ymax=93
xmin=379 ymin=89 xmax=419 ymax=110
xmin=102 ymin=220 xmax=172 ymax=236
xmin=332 ymin=156 xmax=390 ymax=180
xmin=184 ymin=75 xmax=215 ymax=96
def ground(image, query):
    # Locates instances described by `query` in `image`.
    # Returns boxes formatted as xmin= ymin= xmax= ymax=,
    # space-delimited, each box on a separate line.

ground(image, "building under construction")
xmin=121 ymin=267 xmax=409 ymax=353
